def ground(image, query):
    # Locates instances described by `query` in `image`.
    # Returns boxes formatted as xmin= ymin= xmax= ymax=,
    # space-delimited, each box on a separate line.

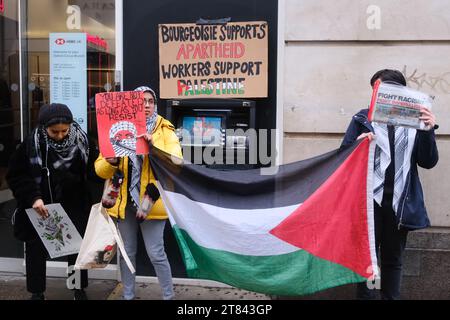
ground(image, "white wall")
xmin=282 ymin=0 xmax=450 ymax=227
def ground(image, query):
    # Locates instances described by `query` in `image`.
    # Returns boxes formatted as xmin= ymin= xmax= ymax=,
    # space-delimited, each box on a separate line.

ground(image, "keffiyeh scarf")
xmin=372 ymin=122 xmax=416 ymax=213
xmin=28 ymin=122 xmax=89 ymax=184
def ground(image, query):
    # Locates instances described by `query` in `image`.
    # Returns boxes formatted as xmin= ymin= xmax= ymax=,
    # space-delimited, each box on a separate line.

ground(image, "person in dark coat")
xmin=6 ymin=103 xmax=97 ymax=300
xmin=341 ymin=69 xmax=439 ymax=300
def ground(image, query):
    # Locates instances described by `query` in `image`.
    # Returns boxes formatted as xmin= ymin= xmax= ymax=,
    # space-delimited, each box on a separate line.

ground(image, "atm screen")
xmin=182 ymin=116 xmax=223 ymax=147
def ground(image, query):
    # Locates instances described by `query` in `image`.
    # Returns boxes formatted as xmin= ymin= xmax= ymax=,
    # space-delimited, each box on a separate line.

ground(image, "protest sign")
xmin=25 ymin=204 xmax=83 ymax=259
xmin=159 ymin=21 xmax=268 ymax=99
xmin=95 ymin=91 xmax=148 ymax=158
xmin=369 ymin=80 xmax=433 ymax=130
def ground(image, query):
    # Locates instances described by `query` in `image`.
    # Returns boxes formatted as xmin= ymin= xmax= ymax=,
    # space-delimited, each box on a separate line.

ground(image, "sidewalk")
xmin=0 ymin=273 xmax=271 ymax=300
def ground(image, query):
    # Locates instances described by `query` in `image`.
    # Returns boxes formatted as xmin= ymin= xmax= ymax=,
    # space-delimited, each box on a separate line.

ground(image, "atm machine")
xmin=166 ymin=98 xmax=256 ymax=169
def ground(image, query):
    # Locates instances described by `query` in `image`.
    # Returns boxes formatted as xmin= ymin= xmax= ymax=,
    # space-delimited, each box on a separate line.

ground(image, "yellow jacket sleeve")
xmin=94 ymin=153 xmax=119 ymax=179
xmin=161 ymin=120 xmax=182 ymax=158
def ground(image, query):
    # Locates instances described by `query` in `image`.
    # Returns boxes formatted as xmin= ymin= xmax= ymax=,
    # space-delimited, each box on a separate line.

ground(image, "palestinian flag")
xmin=149 ymin=139 xmax=378 ymax=296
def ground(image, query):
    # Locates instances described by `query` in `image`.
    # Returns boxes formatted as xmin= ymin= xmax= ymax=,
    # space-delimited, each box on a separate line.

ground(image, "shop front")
xmin=0 ymin=0 xmax=118 ymax=276
xmin=0 ymin=0 xmax=281 ymax=281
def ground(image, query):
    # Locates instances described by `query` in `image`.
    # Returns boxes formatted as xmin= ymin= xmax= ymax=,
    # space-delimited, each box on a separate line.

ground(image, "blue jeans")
xmin=117 ymin=205 xmax=174 ymax=300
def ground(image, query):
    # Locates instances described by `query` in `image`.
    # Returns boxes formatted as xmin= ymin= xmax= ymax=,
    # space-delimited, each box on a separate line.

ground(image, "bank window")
xmin=26 ymin=0 xmax=117 ymax=141
xmin=0 ymin=0 xmax=117 ymax=260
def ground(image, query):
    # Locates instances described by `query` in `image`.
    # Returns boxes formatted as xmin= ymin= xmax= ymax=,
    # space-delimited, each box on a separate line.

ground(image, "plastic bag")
xmin=75 ymin=203 xmax=135 ymax=273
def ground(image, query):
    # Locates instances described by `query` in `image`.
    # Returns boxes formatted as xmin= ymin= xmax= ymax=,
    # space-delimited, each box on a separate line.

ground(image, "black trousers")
xmin=357 ymin=202 xmax=409 ymax=300
xmin=25 ymin=238 xmax=88 ymax=294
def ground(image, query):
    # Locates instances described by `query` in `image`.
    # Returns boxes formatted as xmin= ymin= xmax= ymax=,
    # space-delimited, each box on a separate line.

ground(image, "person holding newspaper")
xmin=95 ymin=86 xmax=182 ymax=300
xmin=341 ymin=69 xmax=439 ymax=300
xmin=6 ymin=103 xmax=97 ymax=300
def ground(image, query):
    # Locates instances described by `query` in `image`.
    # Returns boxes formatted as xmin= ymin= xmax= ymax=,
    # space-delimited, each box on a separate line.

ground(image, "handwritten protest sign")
xmin=158 ymin=21 xmax=268 ymax=99
xmin=95 ymin=91 xmax=148 ymax=158
xmin=26 ymin=204 xmax=83 ymax=259
xmin=369 ymin=80 xmax=434 ymax=130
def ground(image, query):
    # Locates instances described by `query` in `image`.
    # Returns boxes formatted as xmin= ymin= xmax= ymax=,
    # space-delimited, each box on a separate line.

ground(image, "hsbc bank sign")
xmin=0 ymin=0 xmax=5 ymax=14
xmin=55 ymin=38 xmax=83 ymax=45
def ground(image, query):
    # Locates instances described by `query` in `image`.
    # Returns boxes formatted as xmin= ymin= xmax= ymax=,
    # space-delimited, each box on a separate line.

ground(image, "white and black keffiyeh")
xmin=128 ymin=118 xmax=158 ymax=207
xmin=134 ymin=86 xmax=158 ymax=133
xmin=373 ymin=122 xmax=416 ymax=213
xmin=109 ymin=121 xmax=138 ymax=157
xmin=29 ymin=122 xmax=89 ymax=184
xmin=128 ymin=83 xmax=159 ymax=206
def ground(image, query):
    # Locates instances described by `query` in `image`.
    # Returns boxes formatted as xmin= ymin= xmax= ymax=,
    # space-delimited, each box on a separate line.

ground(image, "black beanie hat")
xmin=38 ymin=103 xmax=73 ymax=127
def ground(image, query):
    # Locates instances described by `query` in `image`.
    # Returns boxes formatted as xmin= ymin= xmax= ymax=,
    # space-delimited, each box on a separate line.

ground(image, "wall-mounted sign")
xmin=50 ymin=33 xmax=87 ymax=132
xmin=0 ymin=0 xmax=5 ymax=14
xmin=158 ymin=21 xmax=268 ymax=99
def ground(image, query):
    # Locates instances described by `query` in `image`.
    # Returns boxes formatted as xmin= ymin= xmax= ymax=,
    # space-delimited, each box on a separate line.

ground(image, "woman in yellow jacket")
xmin=95 ymin=86 xmax=182 ymax=300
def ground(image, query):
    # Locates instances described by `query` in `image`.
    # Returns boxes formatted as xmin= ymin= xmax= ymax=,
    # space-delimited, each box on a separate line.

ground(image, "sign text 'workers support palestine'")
xmin=158 ymin=21 xmax=268 ymax=99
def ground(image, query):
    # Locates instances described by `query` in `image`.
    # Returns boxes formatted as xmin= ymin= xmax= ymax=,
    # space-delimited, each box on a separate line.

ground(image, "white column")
xmin=276 ymin=0 xmax=286 ymax=165
xmin=115 ymin=0 xmax=123 ymax=91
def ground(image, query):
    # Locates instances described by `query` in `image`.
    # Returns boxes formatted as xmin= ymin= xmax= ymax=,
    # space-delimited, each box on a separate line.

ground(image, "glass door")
xmin=0 ymin=0 xmax=119 ymax=274
xmin=0 ymin=0 xmax=24 ymax=259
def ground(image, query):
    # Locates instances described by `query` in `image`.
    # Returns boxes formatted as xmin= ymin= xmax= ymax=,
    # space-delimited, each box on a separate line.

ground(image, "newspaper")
xmin=370 ymin=82 xmax=433 ymax=130
xmin=26 ymin=204 xmax=83 ymax=258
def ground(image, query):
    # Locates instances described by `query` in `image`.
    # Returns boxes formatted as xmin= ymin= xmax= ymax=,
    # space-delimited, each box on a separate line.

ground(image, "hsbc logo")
xmin=55 ymin=38 xmax=66 ymax=45
xmin=0 ymin=0 xmax=5 ymax=14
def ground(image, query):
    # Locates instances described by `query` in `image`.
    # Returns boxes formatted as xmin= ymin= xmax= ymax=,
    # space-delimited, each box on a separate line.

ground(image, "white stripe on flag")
xmin=158 ymin=184 xmax=301 ymax=256
xmin=367 ymin=140 xmax=379 ymax=278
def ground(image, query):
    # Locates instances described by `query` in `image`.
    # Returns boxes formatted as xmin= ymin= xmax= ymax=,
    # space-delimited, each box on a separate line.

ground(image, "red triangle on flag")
xmin=270 ymin=139 xmax=373 ymax=278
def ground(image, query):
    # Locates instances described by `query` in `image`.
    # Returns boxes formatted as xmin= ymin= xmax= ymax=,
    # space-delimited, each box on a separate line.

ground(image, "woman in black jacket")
xmin=6 ymin=103 xmax=95 ymax=300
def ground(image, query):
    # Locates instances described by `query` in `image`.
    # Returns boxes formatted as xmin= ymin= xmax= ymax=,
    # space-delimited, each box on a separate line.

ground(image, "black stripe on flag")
xmin=149 ymin=140 xmax=363 ymax=209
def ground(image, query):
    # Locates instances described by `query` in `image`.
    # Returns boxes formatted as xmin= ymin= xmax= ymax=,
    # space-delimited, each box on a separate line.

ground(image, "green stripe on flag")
xmin=172 ymin=225 xmax=198 ymax=271
xmin=174 ymin=226 xmax=367 ymax=296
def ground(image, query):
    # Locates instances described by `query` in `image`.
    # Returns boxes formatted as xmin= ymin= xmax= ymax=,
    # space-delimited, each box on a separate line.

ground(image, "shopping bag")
xmin=75 ymin=203 xmax=135 ymax=273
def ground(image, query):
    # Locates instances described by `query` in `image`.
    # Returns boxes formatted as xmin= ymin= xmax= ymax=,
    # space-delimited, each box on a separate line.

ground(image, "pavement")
xmin=0 ymin=272 xmax=271 ymax=300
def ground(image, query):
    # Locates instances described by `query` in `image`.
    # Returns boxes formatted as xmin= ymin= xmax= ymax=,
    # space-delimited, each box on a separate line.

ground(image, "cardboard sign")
xmin=26 ymin=204 xmax=83 ymax=259
xmin=95 ymin=91 xmax=148 ymax=158
xmin=369 ymin=80 xmax=433 ymax=130
xmin=159 ymin=21 xmax=268 ymax=99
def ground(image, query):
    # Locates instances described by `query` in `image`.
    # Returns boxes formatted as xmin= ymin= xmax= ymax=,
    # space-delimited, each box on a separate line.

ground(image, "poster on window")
xmin=95 ymin=91 xmax=148 ymax=158
xmin=159 ymin=21 xmax=268 ymax=99
xmin=369 ymin=80 xmax=434 ymax=130
xmin=50 ymin=33 xmax=87 ymax=132
xmin=26 ymin=204 xmax=83 ymax=259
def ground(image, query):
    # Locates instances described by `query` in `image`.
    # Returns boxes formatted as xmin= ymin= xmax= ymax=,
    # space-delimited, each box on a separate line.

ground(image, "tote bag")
xmin=75 ymin=203 xmax=135 ymax=273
